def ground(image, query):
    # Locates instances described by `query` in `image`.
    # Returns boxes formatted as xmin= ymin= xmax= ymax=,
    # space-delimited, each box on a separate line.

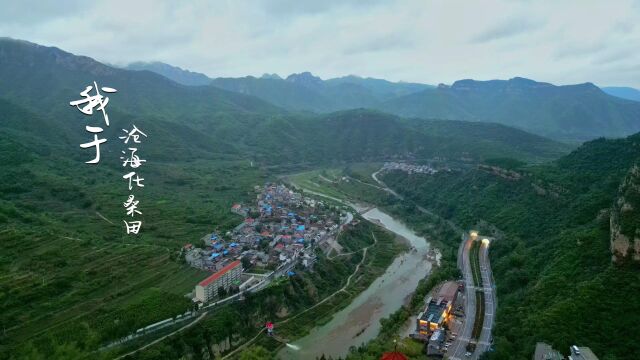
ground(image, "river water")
xmin=277 ymin=206 xmax=434 ymax=359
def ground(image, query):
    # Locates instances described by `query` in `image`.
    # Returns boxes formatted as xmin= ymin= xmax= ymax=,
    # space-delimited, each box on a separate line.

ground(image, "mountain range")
xmin=127 ymin=61 xmax=640 ymax=142
xmin=378 ymin=78 xmax=640 ymax=142
xmin=0 ymin=37 xmax=568 ymax=165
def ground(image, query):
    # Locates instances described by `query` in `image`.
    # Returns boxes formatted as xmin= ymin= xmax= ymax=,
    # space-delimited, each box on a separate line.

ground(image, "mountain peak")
xmin=286 ymin=72 xmax=323 ymax=87
xmin=0 ymin=36 xmax=116 ymax=77
xmin=450 ymin=77 xmax=555 ymax=91
xmin=260 ymin=73 xmax=282 ymax=80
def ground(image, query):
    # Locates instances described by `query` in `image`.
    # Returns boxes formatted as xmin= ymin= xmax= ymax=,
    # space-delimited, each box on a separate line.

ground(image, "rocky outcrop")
xmin=610 ymin=164 xmax=640 ymax=262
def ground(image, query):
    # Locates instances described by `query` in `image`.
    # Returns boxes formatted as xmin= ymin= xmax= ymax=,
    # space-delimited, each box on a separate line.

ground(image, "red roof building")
xmin=195 ymin=260 xmax=242 ymax=302
xmin=381 ymin=352 xmax=408 ymax=360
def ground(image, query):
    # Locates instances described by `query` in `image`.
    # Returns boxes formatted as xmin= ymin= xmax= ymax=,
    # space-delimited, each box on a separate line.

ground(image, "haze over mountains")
xmin=127 ymin=60 xmax=640 ymax=142
xmin=0 ymin=38 xmax=567 ymax=165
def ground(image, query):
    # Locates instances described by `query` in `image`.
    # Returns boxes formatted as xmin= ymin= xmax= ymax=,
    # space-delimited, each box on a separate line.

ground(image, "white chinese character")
xmin=123 ymin=220 xmax=142 ymax=234
xmin=80 ymin=126 xmax=107 ymax=164
xmin=69 ymin=81 xmax=117 ymax=126
xmin=120 ymin=148 xmax=146 ymax=168
xmin=123 ymin=172 xmax=145 ymax=190
xmin=119 ymin=125 xmax=147 ymax=144
xmin=123 ymin=194 xmax=142 ymax=217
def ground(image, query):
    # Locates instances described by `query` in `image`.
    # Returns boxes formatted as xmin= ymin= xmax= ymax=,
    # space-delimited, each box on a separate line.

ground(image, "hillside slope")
xmin=380 ymin=134 xmax=640 ymax=359
xmin=0 ymin=38 xmax=283 ymax=122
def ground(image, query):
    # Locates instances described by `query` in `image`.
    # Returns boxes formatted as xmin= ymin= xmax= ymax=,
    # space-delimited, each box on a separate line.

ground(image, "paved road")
xmin=447 ymin=235 xmax=495 ymax=360
xmin=476 ymin=243 xmax=496 ymax=355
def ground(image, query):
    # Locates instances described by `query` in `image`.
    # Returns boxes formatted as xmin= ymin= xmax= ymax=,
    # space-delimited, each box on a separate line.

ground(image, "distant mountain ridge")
xmin=210 ymin=72 xmax=433 ymax=113
xmin=602 ymin=86 xmax=640 ymax=102
xmin=120 ymin=59 xmax=640 ymax=142
xmin=0 ymin=37 xmax=570 ymax=166
xmin=125 ymin=61 xmax=212 ymax=86
xmin=0 ymin=37 xmax=282 ymax=121
xmin=377 ymin=77 xmax=640 ymax=141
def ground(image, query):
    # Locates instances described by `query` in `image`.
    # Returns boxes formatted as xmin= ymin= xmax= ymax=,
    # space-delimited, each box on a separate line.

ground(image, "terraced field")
xmin=1 ymin=229 xmax=210 ymax=350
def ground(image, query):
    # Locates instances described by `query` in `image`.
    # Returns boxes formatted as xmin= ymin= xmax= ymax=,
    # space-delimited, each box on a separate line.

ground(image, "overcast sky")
xmin=1 ymin=0 xmax=639 ymax=87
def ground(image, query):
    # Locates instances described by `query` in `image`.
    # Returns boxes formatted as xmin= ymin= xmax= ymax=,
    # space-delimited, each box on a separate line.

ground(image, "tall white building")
xmin=195 ymin=260 xmax=242 ymax=303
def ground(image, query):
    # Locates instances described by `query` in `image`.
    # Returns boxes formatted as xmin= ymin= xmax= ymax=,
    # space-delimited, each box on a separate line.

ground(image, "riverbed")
xmin=277 ymin=206 xmax=435 ymax=359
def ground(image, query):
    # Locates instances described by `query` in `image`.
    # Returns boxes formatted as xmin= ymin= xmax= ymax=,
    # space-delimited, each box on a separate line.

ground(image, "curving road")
xmin=447 ymin=234 xmax=495 ymax=360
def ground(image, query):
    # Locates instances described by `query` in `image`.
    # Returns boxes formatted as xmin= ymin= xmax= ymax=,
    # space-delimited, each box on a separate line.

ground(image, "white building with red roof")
xmin=195 ymin=260 xmax=242 ymax=303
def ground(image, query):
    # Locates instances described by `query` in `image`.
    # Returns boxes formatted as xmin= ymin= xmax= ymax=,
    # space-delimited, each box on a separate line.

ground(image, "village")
xmin=182 ymin=183 xmax=345 ymax=304
xmin=381 ymin=161 xmax=438 ymax=175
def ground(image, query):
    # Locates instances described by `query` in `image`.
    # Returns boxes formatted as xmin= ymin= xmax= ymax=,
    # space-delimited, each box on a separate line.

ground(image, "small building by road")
xmin=416 ymin=281 xmax=459 ymax=334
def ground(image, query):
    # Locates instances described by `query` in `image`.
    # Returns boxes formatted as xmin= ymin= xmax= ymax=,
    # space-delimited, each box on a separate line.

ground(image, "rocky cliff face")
xmin=610 ymin=164 xmax=640 ymax=262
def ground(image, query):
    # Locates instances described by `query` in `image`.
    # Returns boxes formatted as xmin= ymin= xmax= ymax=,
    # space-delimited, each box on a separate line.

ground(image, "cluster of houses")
xmin=184 ymin=183 xmax=343 ymax=274
xmin=383 ymin=162 xmax=438 ymax=175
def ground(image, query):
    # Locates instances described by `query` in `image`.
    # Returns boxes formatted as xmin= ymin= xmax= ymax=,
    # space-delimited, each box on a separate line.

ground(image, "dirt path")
xmin=96 ymin=211 xmax=116 ymax=225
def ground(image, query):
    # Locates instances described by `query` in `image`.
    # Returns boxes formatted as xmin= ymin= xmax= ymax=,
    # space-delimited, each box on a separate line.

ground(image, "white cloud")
xmin=0 ymin=0 xmax=639 ymax=87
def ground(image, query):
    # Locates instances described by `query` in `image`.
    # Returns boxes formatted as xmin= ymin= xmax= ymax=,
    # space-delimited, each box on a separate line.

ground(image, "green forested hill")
xmin=0 ymin=38 xmax=283 ymax=122
xmin=380 ymin=135 xmax=640 ymax=359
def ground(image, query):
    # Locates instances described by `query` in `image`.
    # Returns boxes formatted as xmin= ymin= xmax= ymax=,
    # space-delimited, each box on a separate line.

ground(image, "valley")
xmin=1 ymin=34 xmax=639 ymax=360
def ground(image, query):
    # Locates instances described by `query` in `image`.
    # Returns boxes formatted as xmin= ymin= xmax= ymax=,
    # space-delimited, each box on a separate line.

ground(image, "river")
xmin=277 ymin=206 xmax=436 ymax=359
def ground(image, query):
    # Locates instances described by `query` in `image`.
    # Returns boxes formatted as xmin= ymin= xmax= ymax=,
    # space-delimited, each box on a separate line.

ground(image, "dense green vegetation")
xmin=380 ymin=134 xmax=640 ymax=359
xmin=0 ymin=146 xmax=266 ymax=357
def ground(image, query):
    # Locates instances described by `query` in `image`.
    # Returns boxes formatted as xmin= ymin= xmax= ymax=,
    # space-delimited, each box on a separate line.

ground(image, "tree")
xmin=241 ymin=256 xmax=252 ymax=270
xmin=218 ymin=286 xmax=227 ymax=298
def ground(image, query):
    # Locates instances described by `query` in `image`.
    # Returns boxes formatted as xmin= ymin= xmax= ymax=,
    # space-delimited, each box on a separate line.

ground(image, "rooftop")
xmin=198 ymin=260 xmax=241 ymax=287
xmin=420 ymin=298 xmax=448 ymax=324
xmin=437 ymin=281 xmax=459 ymax=302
